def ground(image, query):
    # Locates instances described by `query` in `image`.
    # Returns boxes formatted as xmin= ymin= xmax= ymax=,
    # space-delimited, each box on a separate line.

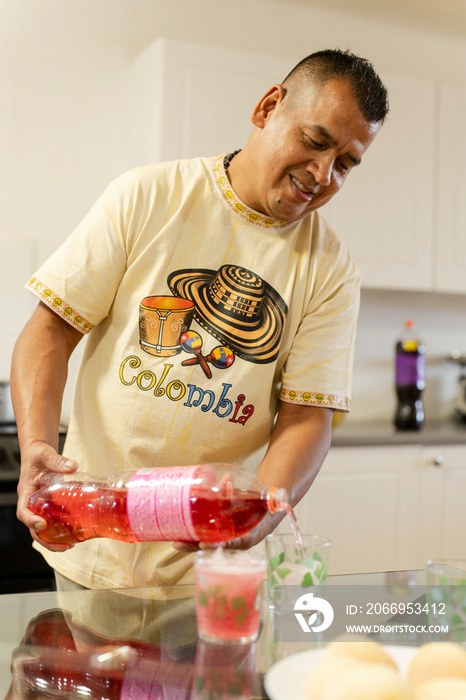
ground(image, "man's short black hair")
xmin=283 ymin=49 xmax=389 ymax=124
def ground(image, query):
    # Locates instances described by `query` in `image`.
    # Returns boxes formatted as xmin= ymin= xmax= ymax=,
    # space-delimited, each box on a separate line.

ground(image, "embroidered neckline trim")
xmin=212 ymin=154 xmax=292 ymax=230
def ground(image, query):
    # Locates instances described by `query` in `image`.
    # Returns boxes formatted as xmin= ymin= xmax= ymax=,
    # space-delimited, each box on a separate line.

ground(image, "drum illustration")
xmin=139 ymin=296 xmax=195 ymax=357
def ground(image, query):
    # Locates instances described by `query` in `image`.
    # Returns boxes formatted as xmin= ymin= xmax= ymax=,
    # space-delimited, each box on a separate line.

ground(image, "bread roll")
xmin=325 ymin=635 xmax=398 ymax=670
xmin=304 ymin=655 xmax=366 ymax=700
xmin=411 ymin=677 xmax=466 ymax=700
xmin=407 ymin=642 xmax=466 ymax=685
xmin=320 ymin=663 xmax=412 ymax=700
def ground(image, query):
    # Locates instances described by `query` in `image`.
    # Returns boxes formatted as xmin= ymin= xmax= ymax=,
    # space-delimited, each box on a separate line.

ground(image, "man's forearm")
xmin=11 ymin=302 xmax=82 ymax=452
xmin=256 ymin=401 xmax=333 ymax=507
xmin=221 ymin=402 xmax=334 ymax=549
xmin=12 ymin=303 xmax=82 ymax=540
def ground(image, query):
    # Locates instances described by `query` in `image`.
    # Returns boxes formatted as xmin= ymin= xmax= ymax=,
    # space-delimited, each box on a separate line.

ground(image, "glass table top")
xmin=0 ymin=569 xmax=456 ymax=700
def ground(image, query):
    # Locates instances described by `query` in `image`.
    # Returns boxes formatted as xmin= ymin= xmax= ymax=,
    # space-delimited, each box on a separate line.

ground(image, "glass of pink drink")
xmin=195 ymin=548 xmax=267 ymax=644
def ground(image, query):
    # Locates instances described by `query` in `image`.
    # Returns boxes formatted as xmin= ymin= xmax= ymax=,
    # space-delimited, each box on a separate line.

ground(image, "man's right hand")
xmin=16 ymin=441 xmax=79 ymax=552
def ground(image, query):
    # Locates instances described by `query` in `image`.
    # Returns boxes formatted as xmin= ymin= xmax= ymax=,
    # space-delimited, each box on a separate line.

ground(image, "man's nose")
xmin=307 ymin=155 xmax=333 ymax=187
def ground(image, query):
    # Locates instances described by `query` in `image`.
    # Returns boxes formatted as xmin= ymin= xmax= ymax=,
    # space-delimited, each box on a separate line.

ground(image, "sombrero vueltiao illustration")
xmin=167 ymin=265 xmax=288 ymax=364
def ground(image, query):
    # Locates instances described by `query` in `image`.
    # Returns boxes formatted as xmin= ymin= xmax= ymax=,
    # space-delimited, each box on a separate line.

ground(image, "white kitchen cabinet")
xmin=327 ymin=79 xmax=466 ymax=294
xmin=417 ymin=445 xmax=466 ymax=562
xmin=129 ymin=38 xmax=292 ymax=165
xmin=434 ymin=83 xmax=466 ymax=293
xmin=290 ymin=443 xmax=466 ymax=575
xmin=323 ymin=74 xmax=436 ymax=291
xmin=290 ymin=445 xmax=421 ymax=575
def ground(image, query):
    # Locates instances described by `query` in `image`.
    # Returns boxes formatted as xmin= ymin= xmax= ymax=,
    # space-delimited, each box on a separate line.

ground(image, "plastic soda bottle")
xmin=29 ymin=463 xmax=289 ymax=545
xmin=394 ymin=320 xmax=425 ymax=430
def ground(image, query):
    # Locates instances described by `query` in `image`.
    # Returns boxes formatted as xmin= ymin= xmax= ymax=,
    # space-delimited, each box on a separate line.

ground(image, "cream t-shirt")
xmin=27 ymin=154 xmax=361 ymax=589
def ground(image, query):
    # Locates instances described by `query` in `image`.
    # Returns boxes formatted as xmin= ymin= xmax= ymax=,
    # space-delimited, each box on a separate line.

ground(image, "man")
xmin=12 ymin=49 xmax=388 ymax=590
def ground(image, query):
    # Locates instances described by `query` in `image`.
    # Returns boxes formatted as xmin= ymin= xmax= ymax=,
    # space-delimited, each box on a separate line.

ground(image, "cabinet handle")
xmin=431 ymin=455 xmax=445 ymax=467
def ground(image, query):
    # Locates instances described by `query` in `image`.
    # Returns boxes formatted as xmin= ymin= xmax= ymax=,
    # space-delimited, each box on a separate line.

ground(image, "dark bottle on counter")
xmin=394 ymin=320 xmax=425 ymax=430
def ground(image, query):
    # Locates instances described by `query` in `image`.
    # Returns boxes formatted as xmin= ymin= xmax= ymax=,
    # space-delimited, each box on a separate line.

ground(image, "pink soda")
xmin=195 ymin=548 xmax=266 ymax=644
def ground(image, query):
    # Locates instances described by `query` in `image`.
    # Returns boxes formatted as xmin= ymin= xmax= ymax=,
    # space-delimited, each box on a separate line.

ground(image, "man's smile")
xmin=289 ymin=174 xmax=318 ymax=203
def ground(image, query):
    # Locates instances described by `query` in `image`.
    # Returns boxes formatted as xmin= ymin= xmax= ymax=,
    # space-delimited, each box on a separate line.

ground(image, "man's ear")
xmin=250 ymin=84 xmax=287 ymax=128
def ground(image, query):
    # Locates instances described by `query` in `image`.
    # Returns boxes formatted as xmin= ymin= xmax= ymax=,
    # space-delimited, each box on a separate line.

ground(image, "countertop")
xmin=331 ymin=418 xmax=466 ymax=447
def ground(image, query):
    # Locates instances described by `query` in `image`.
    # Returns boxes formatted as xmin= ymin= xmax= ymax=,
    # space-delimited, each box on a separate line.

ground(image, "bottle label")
xmin=396 ymin=353 xmax=425 ymax=385
xmin=126 ymin=466 xmax=200 ymax=541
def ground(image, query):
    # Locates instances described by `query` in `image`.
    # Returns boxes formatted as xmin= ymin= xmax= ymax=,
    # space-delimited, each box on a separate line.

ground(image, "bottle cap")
xmin=267 ymin=487 xmax=289 ymax=513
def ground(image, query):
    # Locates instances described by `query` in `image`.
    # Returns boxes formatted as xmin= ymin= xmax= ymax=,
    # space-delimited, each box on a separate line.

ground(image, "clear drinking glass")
xmin=194 ymin=548 xmax=267 ymax=645
xmin=426 ymin=559 xmax=466 ymax=643
xmin=265 ymin=533 xmax=331 ymax=611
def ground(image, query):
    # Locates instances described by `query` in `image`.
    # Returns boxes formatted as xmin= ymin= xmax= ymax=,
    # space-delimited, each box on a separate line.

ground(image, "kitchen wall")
xmin=2 ymin=0 xmax=466 ymax=425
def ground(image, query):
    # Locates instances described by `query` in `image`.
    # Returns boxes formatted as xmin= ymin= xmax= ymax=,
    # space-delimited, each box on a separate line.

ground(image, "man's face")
xmin=245 ymin=78 xmax=381 ymax=223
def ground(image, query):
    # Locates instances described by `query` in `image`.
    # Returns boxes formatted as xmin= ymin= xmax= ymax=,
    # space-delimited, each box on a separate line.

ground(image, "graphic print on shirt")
xmin=138 ymin=265 xmax=288 ymax=377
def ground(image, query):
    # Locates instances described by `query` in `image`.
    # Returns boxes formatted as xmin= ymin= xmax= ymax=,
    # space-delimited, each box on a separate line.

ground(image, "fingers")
xmin=172 ymin=541 xmax=224 ymax=552
xmin=198 ymin=541 xmax=224 ymax=551
xmin=21 ymin=443 xmax=79 ymax=482
xmin=217 ymin=472 xmax=234 ymax=497
xmin=46 ymin=453 xmax=79 ymax=474
xmin=30 ymin=528 xmax=74 ymax=552
xmin=223 ymin=536 xmax=251 ymax=550
xmin=15 ymin=442 xmax=79 ymax=551
xmin=173 ymin=538 xmax=249 ymax=551
xmin=172 ymin=541 xmax=200 ymax=552
xmin=17 ymin=484 xmax=46 ymax=530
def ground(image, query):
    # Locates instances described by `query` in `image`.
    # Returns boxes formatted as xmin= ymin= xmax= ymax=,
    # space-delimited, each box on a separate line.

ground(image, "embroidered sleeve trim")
xmin=279 ymin=387 xmax=351 ymax=411
xmin=26 ymin=277 xmax=94 ymax=334
xmin=212 ymin=155 xmax=292 ymax=230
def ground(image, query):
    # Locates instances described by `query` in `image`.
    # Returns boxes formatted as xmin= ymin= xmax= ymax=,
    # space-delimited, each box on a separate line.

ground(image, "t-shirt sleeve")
xmin=26 ymin=176 xmax=132 ymax=333
xmin=279 ymin=224 xmax=361 ymax=412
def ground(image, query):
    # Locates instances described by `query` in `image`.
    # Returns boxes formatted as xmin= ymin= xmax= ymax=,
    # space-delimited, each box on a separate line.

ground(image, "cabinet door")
xmin=290 ymin=445 xmax=420 ymax=575
xmin=434 ymin=84 xmax=466 ymax=292
xmin=419 ymin=445 xmax=466 ymax=561
xmin=129 ymin=38 xmax=292 ymax=164
xmin=323 ymin=74 xmax=435 ymax=291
